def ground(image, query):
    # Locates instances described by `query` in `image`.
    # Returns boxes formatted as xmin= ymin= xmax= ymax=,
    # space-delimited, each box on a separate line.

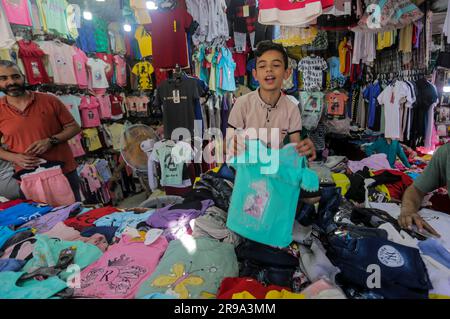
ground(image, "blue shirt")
xmin=76 ymin=20 xmax=96 ymax=53
xmin=228 ymin=140 xmax=319 ymax=247
xmin=363 ymin=83 xmax=381 ymax=129
xmin=0 ymin=203 xmax=53 ymax=227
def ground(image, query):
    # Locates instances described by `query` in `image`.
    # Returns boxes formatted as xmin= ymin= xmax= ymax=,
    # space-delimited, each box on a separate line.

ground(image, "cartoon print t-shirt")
xmin=299 ymin=91 xmax=325 ymax=130
xmin=132 ymin=61 xmax=154 ymax=90
xmin=87 ymin=58 xmax=109 ymax=89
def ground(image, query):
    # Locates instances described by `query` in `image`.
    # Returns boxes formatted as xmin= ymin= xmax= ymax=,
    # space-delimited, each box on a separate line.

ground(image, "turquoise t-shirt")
xmin=227 ymin=140 xmax=319 ymax=247
xmin=0 ymin=271 xmax=67 ymax=299
xmin=23 ymin=234 xmax=103 ymax=280
xmin=136 ymin=237 xmax=238 ymax=299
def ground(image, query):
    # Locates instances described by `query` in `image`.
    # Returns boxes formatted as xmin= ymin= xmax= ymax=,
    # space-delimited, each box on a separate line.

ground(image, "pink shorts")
xmin=20 ymin=167 xmax=76 ymax=207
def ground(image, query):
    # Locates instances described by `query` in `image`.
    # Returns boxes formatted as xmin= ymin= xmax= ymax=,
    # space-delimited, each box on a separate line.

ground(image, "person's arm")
xmin=25 ymin=97 xmax=81 ymax=156
xmin=399 ymin=185 xmax=440 ymax=236
xmin=25 ymin=121 xmax=81 ymax=156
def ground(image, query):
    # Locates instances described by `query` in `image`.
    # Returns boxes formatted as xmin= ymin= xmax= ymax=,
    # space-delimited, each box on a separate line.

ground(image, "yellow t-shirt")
xmin=105 ymin=123 xmax=125 ymax=151
xmin=83 ymin=128 xmax=102 ymax=152
xmin=399 ymin=25 xmax=413 ymax=53
xmin=135 ymin=26 xmax=153 ymax=58
xmin=332 ymin=173 xmax=350 ymax=196
xmin=131 ymin=61 xmax=154 ymax=90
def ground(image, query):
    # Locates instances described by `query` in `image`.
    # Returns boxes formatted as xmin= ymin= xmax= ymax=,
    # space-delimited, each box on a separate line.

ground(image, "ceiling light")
xmin=83 ymin=10 xmax=92 ymax=20
xmin=123 ymin=23 xmax=132 ymax=32
xmin=146 ymin=1 xmax=157 ymax=10
xmin=96 ymin=0 xmax=105 ymax=2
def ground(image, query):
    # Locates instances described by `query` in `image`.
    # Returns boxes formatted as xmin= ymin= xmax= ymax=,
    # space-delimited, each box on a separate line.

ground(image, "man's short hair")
xmin=0 ymin=60 xmax=18 ymax=68
xmin=254 ymin=41 xmax=289 ymax=70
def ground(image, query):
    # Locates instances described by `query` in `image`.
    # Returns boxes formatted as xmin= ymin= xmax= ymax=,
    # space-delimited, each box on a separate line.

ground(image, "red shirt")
xmin=64 ymin=206 xmax=120 ymax=231
xmin=17 ymin=40 xmax=50 ymax=85
xmin=149 ymin=8 xmax=193 ymax=69
xmin=0 ymin=92 xmax=78 ymax=174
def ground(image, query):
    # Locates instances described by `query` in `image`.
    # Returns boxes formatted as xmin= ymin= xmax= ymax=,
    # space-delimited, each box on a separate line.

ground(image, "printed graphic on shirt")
xmin=299 ymin=92 xmax=324 ymax=130
xmin=151 ymin=262 xmax=217 ymax=299
xmin=298 ymin=56 xmax=327 ymax=91
xmin=80 ymin=254 xmax=147 ymax=295
xmin=31 ymin=62 xmax=41 ymax=77
xmin=132 ymin=62 xmax=154 ymax=90
xmin=243 ymin=180 xmax=269 ymax=219
xmin=377 ymin=245 xmax=405 ymax=267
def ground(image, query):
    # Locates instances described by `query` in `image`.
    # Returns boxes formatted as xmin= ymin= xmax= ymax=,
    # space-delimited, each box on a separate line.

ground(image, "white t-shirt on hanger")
xmin=87 ymin=58 xmax=109 ymax=89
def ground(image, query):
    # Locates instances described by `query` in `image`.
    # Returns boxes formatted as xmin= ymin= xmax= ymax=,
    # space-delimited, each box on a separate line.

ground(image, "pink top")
xmin=79 ymin=96 xmax=101 ymax=128
xmin=74 ymin=235 xmax=168 ymax=299
xmin=97 ymin=95 xmax=112 ymax=120
xmin=79 ymin=164 xmax=102 ymax=192
xmin=135 ymin=96 xmax=149 ymax=113
xmin=39 ymin=41 xmax=77 ymax=85
xmin=114 ymin=55 xmax=127 ymax=87
xmin=68 ymin=133 xmax=85 ymax=158
xmin=2 ymin=0 xmax=32 ymax=26
xmin=73 ymin=47 xmax=89 ymax=88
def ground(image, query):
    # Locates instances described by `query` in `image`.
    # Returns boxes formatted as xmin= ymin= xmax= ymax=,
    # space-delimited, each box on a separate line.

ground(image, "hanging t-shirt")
xmin=87 ymin=58 xmax=109 ymax=89
xmin=135 ymin=26 xmax=153 ymax=58
xmin=136 ymin=237 xmax=239 ymax=299
xmin=95 ymin=53 xmax=114 ymax=83
xmin=38 ymin=41 xmax=77 ymax=85
xmin=104 ymin=123 xmax=124 ymax=151
xmin=96 ymin=95 xmax=112 ymax=120
xmin=58 ymin=95 xmax=82 ymax=126
xmin=298 ymin=55 xmax=327 ymax=91
xmin=110 ymin=94 xmax=124 ymax=119
xmin=149 ymin=7 xmax=193 ymax=69
xmin=377 ymin=81 xmax=412 ymax=139
xmin=82 ymin=128 xmax=102 ymax=152
xmin=258 ymin=0 xmax=327 ymax=26
xmin=79 ymin=95 xmax=101 ymax=128
xmin=108 ymin=22 xmax=126 ymax=55
xmin=326 ymin=91 xmax=348 ymax=118
xmin=228 ymin=140 xmax=319 ymax=247
xmin=150 ymin=140 xmax=186 ymax=187
xmin=131 ymin=61 xmax=154 ymax=91
xmin=0 ymin=1 xmax=15 ymax=49
xmin=363 ymin=82 xmax=381 ymax=129
xmin=68 ymin=133 xmax=85 ymax=158
xmin=17 ymin=40 xmax=50 ymax=85
xmin=76 ymin=20 xmax=96 ymax=53
xmin=134 ymin=96 xmax=149 ymax=117
xmin=299 ymin=91 xmax=325 ymax=130
xmin=157 ymin=78 xmax=200 ymax=139
xmin=1 ymin=0 xmax=32 ymax=26
xmin=113 ymin=55 xmax=127 ymax=87
xmin=93 ymin=17 xmax=109 ymax=53
xmin=66 ymin=4 xmax=80 ymax=39
xmin=72 ymin=47 xmax=89 ymax=88
xmin=39 ymin=0 xmax=70 ymax=38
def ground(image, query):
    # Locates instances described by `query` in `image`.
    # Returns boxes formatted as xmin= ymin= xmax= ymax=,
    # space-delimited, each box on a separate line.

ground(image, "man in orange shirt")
xmin=0 ymin=60 xmax=82 ymax=200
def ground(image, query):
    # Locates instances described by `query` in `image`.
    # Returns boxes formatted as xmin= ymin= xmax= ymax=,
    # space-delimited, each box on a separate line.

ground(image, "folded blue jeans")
xmin=327 ymin=235 xmax=432 ymax=299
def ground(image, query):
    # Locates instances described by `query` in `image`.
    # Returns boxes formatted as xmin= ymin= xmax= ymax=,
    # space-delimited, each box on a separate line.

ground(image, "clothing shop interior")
xmin=1 ymin=0 xmax=450 ymax=300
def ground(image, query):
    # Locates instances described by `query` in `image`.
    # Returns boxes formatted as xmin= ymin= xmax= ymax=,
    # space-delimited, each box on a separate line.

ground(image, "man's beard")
xmin=1 ymin=83 xmax=26 ymax=97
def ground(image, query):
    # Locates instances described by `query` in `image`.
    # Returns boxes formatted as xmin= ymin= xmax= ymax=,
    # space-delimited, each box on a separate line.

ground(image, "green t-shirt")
xmin=414 ymin=144 xmax=450 ymax=197
xmin=93 ymin=17 xmax=110 ymax=53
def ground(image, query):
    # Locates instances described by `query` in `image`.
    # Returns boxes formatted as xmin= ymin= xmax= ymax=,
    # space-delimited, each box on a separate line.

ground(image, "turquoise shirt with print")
xmin=22 ymin=234 xmax=103 ymax=281
xmin=227 ymin=140 xmax=319 ymax=247
xmin=0 ymin=271 xmax=67 ymax=299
